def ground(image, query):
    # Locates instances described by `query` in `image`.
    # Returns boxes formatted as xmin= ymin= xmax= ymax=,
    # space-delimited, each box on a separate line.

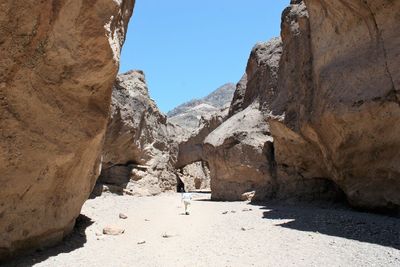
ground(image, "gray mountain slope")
xmin=167 ymin=83 xmax=235 ymax=130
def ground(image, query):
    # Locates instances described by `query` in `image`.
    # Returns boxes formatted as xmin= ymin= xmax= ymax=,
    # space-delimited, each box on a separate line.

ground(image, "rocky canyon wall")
xmin=204 ymin=38 xmax=282 ymax=201
xmin=205 ymin=0 xmax=399 ymax=210
xmin=0 ymin=0 xmax=135 ymax=259
xmin=270 ymin=0 xmax=400 ymax=210
xmin=95 ymin=70 xmax=179 ymax=197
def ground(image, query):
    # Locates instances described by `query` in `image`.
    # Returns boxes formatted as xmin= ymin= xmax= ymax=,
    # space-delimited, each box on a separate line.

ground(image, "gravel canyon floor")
xmin=6 ymin=193 xmax=400 ymax=267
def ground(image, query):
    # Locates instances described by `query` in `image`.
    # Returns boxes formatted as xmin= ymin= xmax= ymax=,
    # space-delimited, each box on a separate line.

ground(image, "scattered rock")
xmin=137 ymin=240 xmax=146 ymax=245
xmin=103 ymin=226 xmax=125 ymax=236
xmin=162 ymin=233 xmax=174 ymax=238
xmin=222 ymin=211 xmax=229 ymax=215
xmin=119 ymin=213 xmax=128 ymax=219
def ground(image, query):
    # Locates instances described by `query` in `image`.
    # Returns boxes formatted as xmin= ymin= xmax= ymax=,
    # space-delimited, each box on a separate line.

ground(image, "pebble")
xmin=119 ymin=213 xmax=128 ymax=219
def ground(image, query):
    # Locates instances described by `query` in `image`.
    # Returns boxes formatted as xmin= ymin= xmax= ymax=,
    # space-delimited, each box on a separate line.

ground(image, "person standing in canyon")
xmin=182 ymin=192 xmax=192 ymax=215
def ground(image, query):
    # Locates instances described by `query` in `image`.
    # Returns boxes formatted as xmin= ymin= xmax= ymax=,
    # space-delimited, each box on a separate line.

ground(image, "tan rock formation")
xmin=176 ymin=110 xmax=228 ymax=169
xmin=0 ymin=0 xmax=134 ymax=259
xmin=202 ymin=38 xmax=283 ymax=201
xmin=270 ymin=0 xmax=400 ymax=210
xmin=96 ymin=70 xmax=178 ymax=197
xmin=229 ymin=37 xmax=282 ymax=116
xmin=204 ymin=106 xmax=275 ymax=201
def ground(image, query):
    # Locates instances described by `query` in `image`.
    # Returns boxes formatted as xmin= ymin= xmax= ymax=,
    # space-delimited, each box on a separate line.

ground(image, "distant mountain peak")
xmin=167 ymin=83 xmax=235 ymax=130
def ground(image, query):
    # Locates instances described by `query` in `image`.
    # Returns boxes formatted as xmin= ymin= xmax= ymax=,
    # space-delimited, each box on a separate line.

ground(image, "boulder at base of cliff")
xmin=204 ymin=106 xmax=275 ymax=201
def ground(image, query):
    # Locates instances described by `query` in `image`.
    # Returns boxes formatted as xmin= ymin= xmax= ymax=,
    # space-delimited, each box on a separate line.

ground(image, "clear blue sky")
xmin=119 ymin=0 xmax=289 ymax=113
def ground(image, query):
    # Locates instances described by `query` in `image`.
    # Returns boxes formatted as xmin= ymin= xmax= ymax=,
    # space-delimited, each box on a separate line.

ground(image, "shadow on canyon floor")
xmin=256 ymin=201 xmax=400 ymax=250
xmin=4 ymin=215 xmax=94 ymax=267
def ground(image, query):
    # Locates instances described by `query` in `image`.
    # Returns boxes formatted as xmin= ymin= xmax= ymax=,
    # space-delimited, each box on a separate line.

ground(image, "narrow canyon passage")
xmin=7 ymin=193 xmax=400 ymax=267
xmin=1 ymin=0 xmax=399 ymax=264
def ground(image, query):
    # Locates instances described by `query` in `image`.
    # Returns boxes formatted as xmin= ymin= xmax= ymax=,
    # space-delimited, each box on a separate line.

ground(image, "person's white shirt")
xmin=182 ymin=192 xmax=192 ymax=200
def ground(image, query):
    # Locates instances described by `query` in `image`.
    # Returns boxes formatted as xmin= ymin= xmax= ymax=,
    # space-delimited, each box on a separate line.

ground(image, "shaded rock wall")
xmin=0 ymin=0 xmax=134 ymax=259
xmin=270 ymin=0 xmax=400 ymax=210
xmin=269 ymin=0 xmax=339 ymax=200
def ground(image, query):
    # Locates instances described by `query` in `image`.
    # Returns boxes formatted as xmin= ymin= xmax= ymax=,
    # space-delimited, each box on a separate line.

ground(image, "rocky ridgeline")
xmin=167 ymin=83 xmax=235 ymax=131
xmin=0 ymin=0 xmax=135 ymax=259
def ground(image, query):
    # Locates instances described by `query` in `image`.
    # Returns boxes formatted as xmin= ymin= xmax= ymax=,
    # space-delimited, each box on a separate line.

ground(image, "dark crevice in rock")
xmin=264 ymin=140 xmax=278 ymax=199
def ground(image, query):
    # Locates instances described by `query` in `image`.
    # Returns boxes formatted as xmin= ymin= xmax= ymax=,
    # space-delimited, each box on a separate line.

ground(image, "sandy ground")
xmin=4 ymin=193 xmax=400 ymax=267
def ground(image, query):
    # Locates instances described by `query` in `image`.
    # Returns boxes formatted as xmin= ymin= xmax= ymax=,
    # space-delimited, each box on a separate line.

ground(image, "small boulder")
xmin=241 ymin=191 xmax=256 ymax=201
xmin=103 ymin=226 xmax=125 ymax=236
xmin=119 ymin=213 xmax=128 ymax=219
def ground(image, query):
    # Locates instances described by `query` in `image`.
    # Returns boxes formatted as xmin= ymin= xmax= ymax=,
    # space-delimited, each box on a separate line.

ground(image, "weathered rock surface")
xmin=177 ymin=161 xmax=211 ymax=192
xmin=229 ymin=38 xmax=282 ymax=116
xmin=0 ymin=0 xmax=134 ymax=259
xmin=173 ymin=109 xmax=227 ymax=192
xmin=204 ymin=106 xmax=275 ymax=201
xmin=168 ymin=83 xmax=235 ymax=131
xmin=176 ymin=110 xmax=228 ymax=169
xmin=270 ymin=0 xmax=400 ymax=211
xmin=103 ymin=226 xmax=125 ymax=236
xmin=268 ymin=1 xmax=343 ymax=201
xmin=203 ymin=38 xmax=283 ymax=201
xmin=96 ymin=70 xmax=178 ymax=197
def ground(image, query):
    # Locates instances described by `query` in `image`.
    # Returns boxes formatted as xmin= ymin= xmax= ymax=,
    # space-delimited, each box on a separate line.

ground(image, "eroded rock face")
xmin=176 ymin=110 xmax=228 ymax=169
xmin=177 ymin=161 xmax=211 ymax=192
xmin=97 ymin=71 xmax=178 ymax=197
xmin=203 ymin=38 xmax=283 ymax=201
xmin=270 ymin=0 xmax=400 ymax=210
xmin=204 ymin=106 xmax=275 ymax=201
xmin=0 ymin=0 xmax=134 ymax=259
xmin=229 ymin=38 xmax=282 ymax=116
xmin=173 ymin=110 xmax=227 ymax=193
xmin=269 ymin=0 xmax=338 ymax=199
